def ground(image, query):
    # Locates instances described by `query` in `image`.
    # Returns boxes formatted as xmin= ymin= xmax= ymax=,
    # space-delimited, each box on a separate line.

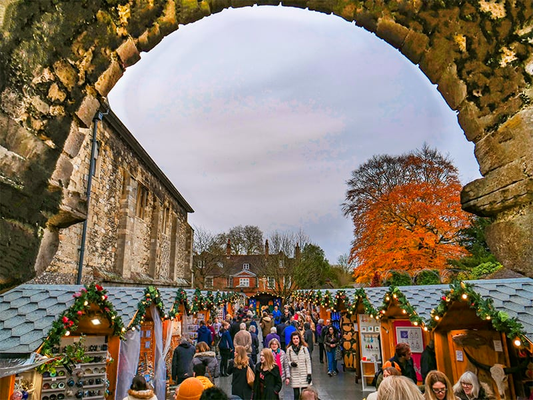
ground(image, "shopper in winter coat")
xmin=381 ymin=343 xmax=418 ymax=385
xmin=268 ymin=338 xmax=290 ymax=386
xmin=286 ymin=331 xmax=312 ymax=400
xmin=272 ymin=306 xmax=282 ymax=325
xmin=264 ymin=327 xmax=281 ymax=350
xmin=172 ymin=338 xmax=196 ymax=384
xmin=228 ymin=345 xmax=254 ymax=400
xmin=123 ymin=375 xmax=157 ymax=400
xmin=316 ymin=319 xmax=325 ymax=364
xmin=197 ymin=321 xmax=213 ymax=346
xmin=191 ymin=341 xmax=219 ymax=383
xmin=324 ymin=325 xmax=340 ymax=376
xmin=453 ymin=371 xmax=496 ymax=400
xmin=303 ymin=323 xmax=314 ymax=360
xmin=218 ymin=321 xmax=234 ymax=377
xmin=260 ymin=313 xmax=274 ymax=343
xmin=234 ymin=322 xmax=253 ymax=355
xmin=252 ymin=349 xmax=283 ymax=400
xmin=283 ymin=321 xmax=297 ymax=349
xmin=250 ymin=325 xmax=260 ymax=364
xmin=424 ymin=370 xmax=459 ymax=400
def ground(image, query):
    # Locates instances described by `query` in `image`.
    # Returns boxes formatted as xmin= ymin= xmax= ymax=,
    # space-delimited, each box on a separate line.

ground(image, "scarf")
xmin=291 ymin=344 xmax=301 ymax=355
xmin=273 ymin=350 xmax=282 ymax=374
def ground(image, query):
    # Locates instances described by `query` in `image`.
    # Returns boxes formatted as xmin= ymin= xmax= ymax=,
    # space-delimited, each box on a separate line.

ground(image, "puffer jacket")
xmin=122 ymin=389 xmax=157 ymax=400
xmin=286 ymin=345 xmax=312 ymax=388
xmin=271 ymin=348 xmax=290 ymax=382
xmin=191 ymin=351 xmax=219 ymax=382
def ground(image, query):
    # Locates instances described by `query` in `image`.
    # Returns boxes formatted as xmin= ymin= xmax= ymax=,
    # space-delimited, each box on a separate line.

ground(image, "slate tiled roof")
xmin=0 ymin=285 xmax=233 ymax=354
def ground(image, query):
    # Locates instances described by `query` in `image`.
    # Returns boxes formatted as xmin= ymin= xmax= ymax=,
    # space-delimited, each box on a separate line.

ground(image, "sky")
xmin=108 ymin=5 xmax=481 ymax=264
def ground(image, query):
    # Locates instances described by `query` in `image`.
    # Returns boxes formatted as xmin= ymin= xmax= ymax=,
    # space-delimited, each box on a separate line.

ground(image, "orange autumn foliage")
xmin=343 ymin=146 xmax=472 ymax=284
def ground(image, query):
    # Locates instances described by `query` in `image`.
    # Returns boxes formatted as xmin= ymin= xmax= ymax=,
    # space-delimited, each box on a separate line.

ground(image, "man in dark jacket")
xmin=420 ymin=340 xmax=437 ymax=381
xmin=197 ymin=320 xmax=213 ymax=346
xmin=381 ymin=342 xmax=417 ymax=384
xmin=172 ymin=337 xmax=196 ymax=384
xmin=218 ymin=321 xmax=234 ymax=377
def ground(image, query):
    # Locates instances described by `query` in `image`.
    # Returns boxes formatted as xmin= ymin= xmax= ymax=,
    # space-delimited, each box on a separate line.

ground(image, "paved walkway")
xmin=216 ymin=351 xmax=369 ymax=399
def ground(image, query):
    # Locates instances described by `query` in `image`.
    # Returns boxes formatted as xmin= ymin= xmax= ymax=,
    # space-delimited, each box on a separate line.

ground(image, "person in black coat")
xmin=218 ymin=321 xmax=234 ymax=377
xmin=172 ymin=337 xmax=196 ymax=384
xmin=228 ymin=345 xmax=254 ymax=400
xmin=420 ymin=340 xmax=437 ymax=382
xmin=252 ymin=349 xmax=282 ymax=400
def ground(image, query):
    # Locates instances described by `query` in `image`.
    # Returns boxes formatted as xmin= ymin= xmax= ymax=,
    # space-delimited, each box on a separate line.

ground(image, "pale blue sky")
xmin=109 ymin=5 xmax=481 ymax=264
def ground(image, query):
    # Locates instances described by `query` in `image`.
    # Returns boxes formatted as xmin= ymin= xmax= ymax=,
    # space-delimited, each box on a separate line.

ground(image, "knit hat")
xmin=175 ymin=377 xmax=204 ymax=400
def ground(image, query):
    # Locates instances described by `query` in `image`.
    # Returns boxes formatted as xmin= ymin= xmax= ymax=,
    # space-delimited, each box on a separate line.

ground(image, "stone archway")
xmin=0 ymin=0 xmax=532 ymax=286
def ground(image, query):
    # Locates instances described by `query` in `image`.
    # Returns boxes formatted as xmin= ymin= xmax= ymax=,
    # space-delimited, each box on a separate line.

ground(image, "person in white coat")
xmin=286 ymin=331 xmax=312 ymax=400
xmin=122 ymin=375 xmax=157 ymax=400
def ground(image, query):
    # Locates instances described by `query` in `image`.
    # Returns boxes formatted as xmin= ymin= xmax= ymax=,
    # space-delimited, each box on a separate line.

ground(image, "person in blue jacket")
xmin=283 ymin=321 xmax=297 ymax=349
xmin=218 ymin=321 xmax=234 ymax=377
xmin=197 ymin=320 xmax=213 ymax=346
xmin=272 ymin=305 xmax=282 ymax=325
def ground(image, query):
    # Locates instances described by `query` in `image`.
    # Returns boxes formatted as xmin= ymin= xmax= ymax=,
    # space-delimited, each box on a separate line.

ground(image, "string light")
xmin=513 ymin=338 xmax=521 ymax=347
xmin=461 ymin=293 xmax=468 ymax=300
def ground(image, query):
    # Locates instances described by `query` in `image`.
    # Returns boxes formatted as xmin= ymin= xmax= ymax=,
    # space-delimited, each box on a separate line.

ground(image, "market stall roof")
xmin=0 ymin=284 xmax=239 ymax=354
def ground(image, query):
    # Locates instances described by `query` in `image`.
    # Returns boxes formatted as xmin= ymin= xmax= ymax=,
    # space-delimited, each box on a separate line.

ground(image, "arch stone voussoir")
xmin=0 ymin=0 xmax=532 ymax=285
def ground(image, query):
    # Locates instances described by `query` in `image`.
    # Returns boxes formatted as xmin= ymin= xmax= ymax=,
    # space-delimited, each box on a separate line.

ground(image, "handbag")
xmin=335 ymin=346 xmax=343 ymax=361
xmin=246 ymin=365 xmax=255 ymax=387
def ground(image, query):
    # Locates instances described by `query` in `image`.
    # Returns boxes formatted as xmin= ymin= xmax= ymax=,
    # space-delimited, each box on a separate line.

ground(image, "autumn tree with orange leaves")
xmin=342 ymin=145 xmax=472 ymax=284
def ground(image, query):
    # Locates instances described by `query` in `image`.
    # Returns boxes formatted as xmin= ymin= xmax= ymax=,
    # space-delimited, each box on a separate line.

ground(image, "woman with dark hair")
xmin=324 ymin=325 xmax=340 ymax=376
xmin=286 ymin=331 xmax=312 ymax=400
xmin=252 ymin=349 xmax=282 ymax=400
xmin=424 ymin=370 xmax=459 ymax=400
xmin=192 ymin=341 xmax=219 ymax=383
xmin=123 ymin=375 xmax=157 ymax=400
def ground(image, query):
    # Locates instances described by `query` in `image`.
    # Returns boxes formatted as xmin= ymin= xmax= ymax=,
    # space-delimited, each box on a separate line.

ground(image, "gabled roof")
xmin=0 ymin=285 xmax=234 ymax=354
xmin=231 ymin=270 xmax=257 ymax=278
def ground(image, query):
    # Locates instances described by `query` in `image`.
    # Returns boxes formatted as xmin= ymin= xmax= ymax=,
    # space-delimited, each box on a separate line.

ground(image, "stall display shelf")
xmin=361 ymin=360 xmax=381 ymax=391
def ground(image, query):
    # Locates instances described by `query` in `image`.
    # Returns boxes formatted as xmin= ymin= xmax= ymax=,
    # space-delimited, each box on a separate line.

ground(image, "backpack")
xmin=371 ymin=368 xmax=382 ymax=387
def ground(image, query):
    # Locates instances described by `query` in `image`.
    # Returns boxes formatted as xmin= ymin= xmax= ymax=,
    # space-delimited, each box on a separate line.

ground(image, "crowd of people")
xmin=165 ymin=304 xmax=327 ymax=400
xmin=120 ymin=304 xmax=503 ymax=400
xmin=363 ymin=342 xmax=498 ymax=400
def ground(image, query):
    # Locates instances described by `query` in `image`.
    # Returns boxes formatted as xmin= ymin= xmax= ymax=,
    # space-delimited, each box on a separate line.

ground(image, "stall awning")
xmin=0 ymin=352 xmax=51 ymax=378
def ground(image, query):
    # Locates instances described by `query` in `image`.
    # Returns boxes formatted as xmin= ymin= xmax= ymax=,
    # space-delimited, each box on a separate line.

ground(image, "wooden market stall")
xmin=0 ymin=283 xmax=125 ymax=400
xmin=429 ymin=279 xmax=533 ymax=400
xmin=372 ymin=285 xmax=445 ymax=386
xmin=248 ymin=292 xmax=282 ymax=316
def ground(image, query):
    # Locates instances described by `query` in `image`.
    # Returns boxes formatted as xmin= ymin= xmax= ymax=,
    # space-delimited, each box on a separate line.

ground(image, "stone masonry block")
xmin=63 ymin=124 xmax=88 ymax=159
xmin=95 ymin=60 xmax=124 ymax=98
xmin=75 ymin=95 xmax=100 ymax=128
xmin=437 ymin=63 xmax=467 ymax=111
xmin=457 ymin=102 xmax=483 ymax=143
xmin=137 ymin=24 xmax=164 ymax=53
xmin=419 ymin=36 xmax=455 ymax=85
xmin=376 ymin=17 xmax=409 ymax=50
xmin=53 ymin=60 xmax=78 ymax=92
xmin=50 ymin=153 xmax=74 ymax=189
xmin=116 ymin=38 xmax=141 ymax=69
xmin=401 ymin=30 xmax=429 ymax=65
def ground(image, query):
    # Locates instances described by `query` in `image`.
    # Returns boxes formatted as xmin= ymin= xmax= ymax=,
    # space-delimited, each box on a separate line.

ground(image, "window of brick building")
xmin=239 ymin=278 xmax=249 ymax=287
xmin=267 ymin=277 xmax=275 ymax=289
xmin=205 ymin=277 xmax=213 ymax=288
xmin=243 ymin=263 xmax=250 ymax=270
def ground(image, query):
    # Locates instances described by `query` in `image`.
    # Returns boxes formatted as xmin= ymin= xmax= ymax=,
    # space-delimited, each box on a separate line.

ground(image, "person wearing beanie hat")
xmin=174 ymin=377 xmax=205 ymax=400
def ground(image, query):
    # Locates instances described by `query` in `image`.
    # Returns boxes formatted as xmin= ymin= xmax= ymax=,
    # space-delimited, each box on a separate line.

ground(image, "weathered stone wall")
xmin=0 ymin=0 xmax=532 ymax=284
xmin=29 ymin=112 xmax=193 ymax=286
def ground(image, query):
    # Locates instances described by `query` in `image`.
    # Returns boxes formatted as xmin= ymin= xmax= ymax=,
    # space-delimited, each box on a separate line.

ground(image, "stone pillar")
xmin=169 ymin=214 xmax=178 ymax=281
xmin=149 ymin=200 xmax=161 ymax=278
xmin=115 ymin=172 xmax=135 ymax=278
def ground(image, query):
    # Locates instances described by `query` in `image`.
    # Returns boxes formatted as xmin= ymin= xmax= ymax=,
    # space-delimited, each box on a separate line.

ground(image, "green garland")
xmin=376 ymin=286 xmax=425 ymax=327
xmin=427 ymin=281 xmax=528 ymax=346
xmin=38 ymin=283 xmax=125 ymax=373
xmin=130 ymin=286 xmax=167 ymax=329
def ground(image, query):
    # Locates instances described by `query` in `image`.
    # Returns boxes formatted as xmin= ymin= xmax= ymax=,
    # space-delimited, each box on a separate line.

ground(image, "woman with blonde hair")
xmin=424 ymin=370 xmax=459 ymax=400
xmin=228 ymin=345 xmax=253 ymax=400
xmin=453 ymin=371 xmax=495 ymax=400
xmin=377 ymin=375 xmax=424 ymax=400
xmin=252 ymin=348 xmax=282 ymax=400
xmin=191 ymin=341 xmax=219 ymax=383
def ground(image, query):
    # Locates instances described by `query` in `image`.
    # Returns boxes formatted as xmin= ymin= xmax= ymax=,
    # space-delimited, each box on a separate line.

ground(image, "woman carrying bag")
xmin=324 ymin=325 xmax=340 ymax=376
xmin=286 ymin=331 xmax=312 ymax=400
xmin=252 ymin=348 xmax=283 ymax=400
xmin=228 ymin=345 xmax=254 ymax=400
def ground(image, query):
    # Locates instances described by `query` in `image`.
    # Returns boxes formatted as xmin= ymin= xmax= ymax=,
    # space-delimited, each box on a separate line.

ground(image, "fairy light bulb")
xmin=513 ymin=338 xmax=521 ymax=347
xmin=461 ymin=293 xmax=468 ymax=300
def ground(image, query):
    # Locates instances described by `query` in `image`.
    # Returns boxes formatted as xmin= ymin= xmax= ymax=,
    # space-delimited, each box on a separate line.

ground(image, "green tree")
xmin=294 ymin=244 xmax=332 ymax=289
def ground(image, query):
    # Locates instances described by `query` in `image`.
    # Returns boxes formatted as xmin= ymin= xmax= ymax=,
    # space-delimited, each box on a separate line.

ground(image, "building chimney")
xmin=226 ymin=239 xmax=231 ymax=256
xmin=265 ymin=239 xmax=269 ymax=256
xmin=295 ymin=243 xmax=301 ymax=260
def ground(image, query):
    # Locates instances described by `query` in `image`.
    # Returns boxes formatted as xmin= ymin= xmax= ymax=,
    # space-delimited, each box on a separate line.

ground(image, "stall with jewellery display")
xmin=359 ymin=314 xmax=382 ymax=390
xmin=31 ymin=284 xmax=124 ymax=400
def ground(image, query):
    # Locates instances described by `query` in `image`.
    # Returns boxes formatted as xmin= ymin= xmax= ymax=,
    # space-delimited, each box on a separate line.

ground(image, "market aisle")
xmin=215 ymin=350 xmax=368 ymax=400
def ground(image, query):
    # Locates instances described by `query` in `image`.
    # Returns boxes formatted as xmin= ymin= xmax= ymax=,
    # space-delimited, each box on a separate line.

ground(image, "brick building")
xmin=30 ymin=111 xmax=194 ymax=286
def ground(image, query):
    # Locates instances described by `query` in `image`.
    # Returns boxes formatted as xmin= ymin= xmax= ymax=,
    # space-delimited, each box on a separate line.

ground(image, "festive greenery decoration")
xmin=38 ymin=283 xmax=125 ymax=373
xmin=168 ymin=288 xmax=244 ymax=318
xmin=427 ymin=281 xmax=528 ymax=346
xmin=130 ymin=286 xmax=167 ymax=329
xmin=376 ymin=286 xmax=425 ymax=327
